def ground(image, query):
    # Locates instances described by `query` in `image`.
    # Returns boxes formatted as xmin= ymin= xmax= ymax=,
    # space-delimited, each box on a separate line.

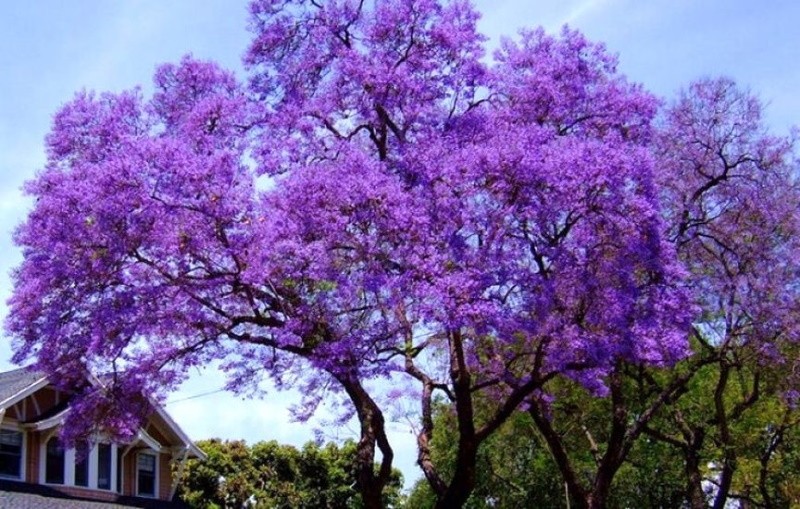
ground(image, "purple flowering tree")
xmin=645 ymin=77 xmax=800 ymax=509
xmin=507 ymin=78 xmax=800 ymax=509
xmin=4 ymin=1 xmax=705 ymax=507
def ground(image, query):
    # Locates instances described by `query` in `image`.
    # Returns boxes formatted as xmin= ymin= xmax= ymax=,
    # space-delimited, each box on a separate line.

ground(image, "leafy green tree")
xmin=406 ymin=366 xmax=800 ymax=508
xmin=405 ymin=387 xmax=691 ymax=508
xmin=406 ymin=404 xmax=564 ymax=509
xmin=639 ymin=355 xmax=800 ymax=508
xmin=179 ymin=439 xmax=403 ymax=509
xmin=180 ymin=439 xmax=260 ymax=509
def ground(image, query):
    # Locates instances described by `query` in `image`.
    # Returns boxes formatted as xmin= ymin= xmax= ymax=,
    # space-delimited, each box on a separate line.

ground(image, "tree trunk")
xmin=711 ymin=458 xmax=735 ymax=509
xmin=338 ymin=376 xmax=394 ymax=509
xmin=685 ymin=447 xmax=707 ymax=509
xmin=711 ymin=364 xmax=734 ymax=509
xmin=432 ymin=330 xmax=479 ymax=509
xmin=587 ymin=466 xmax=622 ymax=509
xmin=528 ymin=402 xmax=590 ymax=509
xmin=433 ymin=440 xmax=478 ymax=509
xmin=585 ymin=370 xmax=628 ymax=509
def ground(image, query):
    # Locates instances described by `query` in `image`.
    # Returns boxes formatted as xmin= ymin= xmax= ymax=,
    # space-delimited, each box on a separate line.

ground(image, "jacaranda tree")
xmin=644 ymin=77 xmax=800 ymax=509
xmin=501 ymin=78 xmax=800 ymax=509
xmin=9 ymin=1 xmax=795 ymax=508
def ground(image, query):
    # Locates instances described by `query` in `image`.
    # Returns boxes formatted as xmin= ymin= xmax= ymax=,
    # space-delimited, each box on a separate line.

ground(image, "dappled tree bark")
xmin=434 ymin=330 xmax=479 ymax=509
xmin=685 ymin=442 xmax=708 ymax=509
xmin=645 ymin=412 xmax=708 ymax=509
xmin=528 ymin=399 xmax=588 ymax=508
xmin=338 ymin=377 xmax=394 ymax=509
xmin=711 ymin=364 xmax=736 ymax=509
xmin=758 ymin=408 xmax=796 ymax=508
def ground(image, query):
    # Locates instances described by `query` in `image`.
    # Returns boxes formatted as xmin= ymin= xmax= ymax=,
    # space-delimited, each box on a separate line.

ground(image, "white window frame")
xmin=0 ymin=424 xmax=26 ymax=481
xmin=41 ymin=435 xmax=67 ymax=485
xmin=135 ymin=450 xmax=159 ymax=498
xmin=73 ymin=440 xmax=90 ymax=488
xmin=39 ymin=439 xmax=117 ymax=492
xmin=95 ymin=442 xmax=116 ymax=491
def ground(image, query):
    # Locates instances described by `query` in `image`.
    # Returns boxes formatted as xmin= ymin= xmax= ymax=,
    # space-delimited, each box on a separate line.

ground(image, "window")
xmin=116 ymin=451 xmax=122 ymax=493
xmin=74 ymin=441 xmax=89 ymax=487
xmin=42 ymin=440 xmax=117 ymax=491
xmin=136 ymin=452 xmax=156 ymax=497
xmin=0 ymin=429 xmax=23 ymax=478
xmin=45 ymin=437 xmax=65 ymax=484
xmin=97 ymin=443 xmax=112 ymax=490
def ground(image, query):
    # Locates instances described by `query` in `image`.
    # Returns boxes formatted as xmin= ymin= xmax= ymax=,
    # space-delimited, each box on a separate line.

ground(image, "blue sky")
xmin=1 ymin=0 xmax=798 ymax=488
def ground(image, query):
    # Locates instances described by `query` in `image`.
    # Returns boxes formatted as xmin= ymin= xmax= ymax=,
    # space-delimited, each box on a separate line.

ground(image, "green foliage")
xmin=634 ymin=342 xmax=800 ymax=508
xmin=405 ymin=374 xmax=800 ymax=509
xmin=406 ymin=403 xmax=564 ymax=509
xmin=179 ymin=438 xmax=403 ymax=509
xmin=607 ymin=438 xmax=685 ymax=508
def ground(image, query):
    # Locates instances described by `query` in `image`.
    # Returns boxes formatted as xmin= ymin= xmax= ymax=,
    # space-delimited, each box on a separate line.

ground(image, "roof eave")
xmin=0 ymin=377 xmax=50 ymax=411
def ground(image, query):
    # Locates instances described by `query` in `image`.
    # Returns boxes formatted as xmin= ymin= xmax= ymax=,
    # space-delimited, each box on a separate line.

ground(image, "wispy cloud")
xmin=561 ymin=0 xmax=615 ymax=26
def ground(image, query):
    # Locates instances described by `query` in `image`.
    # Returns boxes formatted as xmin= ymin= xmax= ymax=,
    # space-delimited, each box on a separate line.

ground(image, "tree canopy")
xmin=6 ymin=1 xmax=798 ymax=508
xmin=180 ymin=438 xmax=403 ymax=509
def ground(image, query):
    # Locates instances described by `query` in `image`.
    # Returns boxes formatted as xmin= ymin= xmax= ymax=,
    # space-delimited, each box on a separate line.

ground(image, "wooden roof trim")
xmin=21 ymin=408 xmax=69 ymax=431
xmin=137 ymin=428 xmax=166 ymax=453
xmin=0 ymin=377 xmax=49 ymax=410
xmin=151 ymin=400 xmax=206 ymax=460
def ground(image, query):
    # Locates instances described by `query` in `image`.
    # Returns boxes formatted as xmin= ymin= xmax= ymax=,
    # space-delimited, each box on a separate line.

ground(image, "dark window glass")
xmin=45 ymin=437 xmax=65 ymax=484
xmin=0 ymin=430 xmax=22 ymax=478
xmin=97 ymin=443 xmax=112 ymax=490
xmin=137 ymin=453 xmax=156 ymax=497
xmin=74 ymin=441 xmax=89 ymax=487
xmin=116 ymin=450 xmax=122 ymax=493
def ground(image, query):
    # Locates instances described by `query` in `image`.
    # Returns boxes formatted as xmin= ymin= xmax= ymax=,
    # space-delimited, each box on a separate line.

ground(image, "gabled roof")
xmin=0 ymin=367 xmax=204 ymax=459
xmin=0 ymin=367 xmax=47 ymax=407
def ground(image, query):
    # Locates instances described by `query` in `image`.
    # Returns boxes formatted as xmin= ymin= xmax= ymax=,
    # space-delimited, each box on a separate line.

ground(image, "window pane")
xmin=137 ymin=453 xmax=156 ymax=497
xmin=74 ymin=441 xmax=89 ymax=487
xmin=0 ymin=430 xmax=21 ymax=447
xmin=116 ymin=451 xmax=122 ymax=493
xmin=137 ymin=453 xmax=155 ymax=472
xmin=97 ymin=443 xmax=112 ymax=490
xmin=45 ymin=438 xmax=65 ymax=484
xmin=0 ymin=430 xmax=22 ymax=478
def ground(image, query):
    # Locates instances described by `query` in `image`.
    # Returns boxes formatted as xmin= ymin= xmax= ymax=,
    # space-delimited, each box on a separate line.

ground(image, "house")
xmin=0 ymin=367 xmax=205 ymax=508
